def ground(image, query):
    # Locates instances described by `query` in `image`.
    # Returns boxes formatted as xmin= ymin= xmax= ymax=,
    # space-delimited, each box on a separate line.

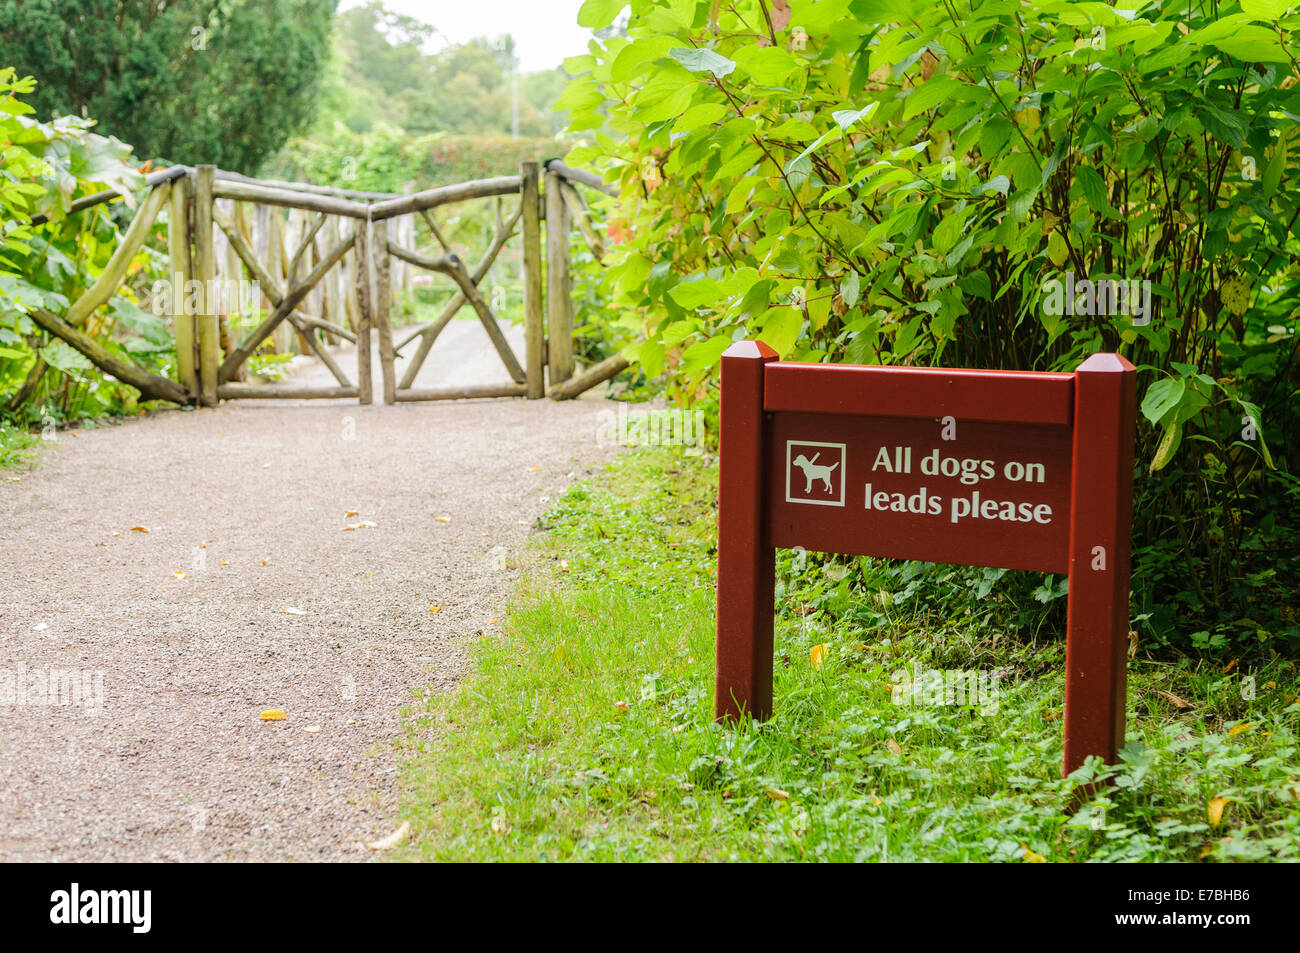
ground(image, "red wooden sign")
xmin=715 ymin=341 xmax=1136 ymax=775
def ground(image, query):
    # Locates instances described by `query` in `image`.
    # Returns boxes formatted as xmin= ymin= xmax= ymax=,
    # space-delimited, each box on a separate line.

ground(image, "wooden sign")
xmin=715 ymin=341 xmax=1136 ymax=775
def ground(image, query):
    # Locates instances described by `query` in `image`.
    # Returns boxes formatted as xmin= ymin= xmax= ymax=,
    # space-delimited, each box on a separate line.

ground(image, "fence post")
xmin=374 ymin=218 xmax=396 ymax=404
xmin=545 ymin=167 xmax=574 ymax=385
xmin=715 ymin=340 xmax=778 ymax=722
xmin=521 ymin=161 xmax=545 ymax=399
xmin=1063 ymin=353 xmax=1137 ymax=775
xmin=168 ymin=173 xmax=197 ymax=400
xmin=194 ymin=165 xmax=219 ymax=407
xmin=354 ymin=218 xmax=374 ymax=405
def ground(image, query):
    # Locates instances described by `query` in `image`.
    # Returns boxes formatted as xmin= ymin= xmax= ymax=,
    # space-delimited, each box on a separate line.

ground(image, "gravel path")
xmin=0 ymin=320 xmax=616 ymax=860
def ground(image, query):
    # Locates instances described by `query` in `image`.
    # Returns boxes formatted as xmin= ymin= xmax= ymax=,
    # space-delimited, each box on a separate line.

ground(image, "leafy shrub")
xmin=1 ymin=68 xmax=172 ymax=424
xmin=561 ymin=0 xmax=1300 ymax=653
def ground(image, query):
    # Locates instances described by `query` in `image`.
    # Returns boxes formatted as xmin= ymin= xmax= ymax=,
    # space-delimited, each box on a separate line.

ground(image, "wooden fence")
xmin=25 ymin=160 xmax=627 ymax=407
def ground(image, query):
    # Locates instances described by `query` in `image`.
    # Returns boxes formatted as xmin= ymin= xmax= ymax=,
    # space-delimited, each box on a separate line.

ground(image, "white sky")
xmin=338 ymin=0 xmax=595 ymax=72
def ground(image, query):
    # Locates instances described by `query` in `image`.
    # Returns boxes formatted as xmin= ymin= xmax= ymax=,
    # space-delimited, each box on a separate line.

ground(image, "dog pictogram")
xmin=792 ymin=453 xmax=839 ymax=494
xmin=785 ymin=441 xmax=846 ymax=506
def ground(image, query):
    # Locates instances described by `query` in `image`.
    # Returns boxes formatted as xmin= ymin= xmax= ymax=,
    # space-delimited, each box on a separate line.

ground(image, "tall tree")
xmin=0 ymin=0 xmax=336 ymax=172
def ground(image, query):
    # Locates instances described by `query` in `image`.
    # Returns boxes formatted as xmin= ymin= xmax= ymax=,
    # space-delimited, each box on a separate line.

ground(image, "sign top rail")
xmin=763 ymin=360 xmax=1076 ymax=426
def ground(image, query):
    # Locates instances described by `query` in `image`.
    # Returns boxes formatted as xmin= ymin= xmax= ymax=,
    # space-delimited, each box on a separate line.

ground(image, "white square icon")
xmin=785 ymin=440 xmax=846 ymax=507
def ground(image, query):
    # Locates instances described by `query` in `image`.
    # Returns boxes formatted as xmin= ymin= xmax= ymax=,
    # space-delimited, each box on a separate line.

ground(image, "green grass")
xmin=395 ymin=449 xmax=1300 ymax=862
xmin=0 ymin=421 xmax=39 ymax=469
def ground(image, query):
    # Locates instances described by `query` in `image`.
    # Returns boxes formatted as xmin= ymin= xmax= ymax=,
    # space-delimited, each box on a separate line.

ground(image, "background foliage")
xmin=0 ymin=0 xmax=337 ymax=172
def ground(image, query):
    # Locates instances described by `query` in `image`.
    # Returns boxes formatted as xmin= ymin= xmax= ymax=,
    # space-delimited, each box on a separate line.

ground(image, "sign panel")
xmin=714 ymin=341 xmax=1137 ymax=777
xmin=769 ymin=414 xmax=1072 ymax=572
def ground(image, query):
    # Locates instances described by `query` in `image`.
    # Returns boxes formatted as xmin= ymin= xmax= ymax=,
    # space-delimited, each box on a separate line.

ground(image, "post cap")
xmin=1075 ymin=352 xmax=1135 ymax=374
xmin=722 ymin=340 xmax=779 ymax=361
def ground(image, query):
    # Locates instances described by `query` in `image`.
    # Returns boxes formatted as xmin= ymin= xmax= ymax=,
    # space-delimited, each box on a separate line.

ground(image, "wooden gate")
xmin=22 ymin=160 xmax=626 ymax=407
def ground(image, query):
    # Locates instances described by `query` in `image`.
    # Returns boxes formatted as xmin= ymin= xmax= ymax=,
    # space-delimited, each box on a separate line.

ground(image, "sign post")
xmin=714 ymin=341 xmax=1136 ymax=775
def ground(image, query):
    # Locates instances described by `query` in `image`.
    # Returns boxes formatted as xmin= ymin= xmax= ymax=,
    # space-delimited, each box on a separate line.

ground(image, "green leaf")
xmin=679 ymin=335 xmax=733 ymax=375
xmin=1141 ymin=378 xmax=1185 ymax=426
xmin=731 ymin=46 xmax=800 ymax=85
xmin=1047 ymin=230 xmax=1068 ymax=267
xmin=669 ymin=277 xmax=723 ymax=309
xmin=1262 ymin=133 xmax=1287 ymax=198
xmin=674 ymin=102 xmax=729 ymax=133
xmin=668 ymin=48 xmax=737 ymax=78
xmin=1149 ymin=417 xmax=1182 ymax=472
xmin=903 ymin=78 xmax=961 ymax=120
xmin=759 ymin=307 xmax=803 ymax=357
xmin=832 ymin=104 xmax=877 ymax=131
xmin=958 ymin=271 xmax=991 ymax=300
xmin=1075 ymin=165 xmax=1108 ymax=212
xmin=1240 ymin=0 xmax=1292 ymax=19
xmin=1188 ymin=24 xmax=1292 ymax=63
xmin=972 ymin=174 xmax=1010 ymax=196
xmin=40 ymin=339 xmax=92 ymax=373
xmin=637 ymin=338 xmax=666 ymax=377
xmin=840 ymin=271 xmax=861 ymax=308
xmin=577 ymin=0 xmax=627 ymax=29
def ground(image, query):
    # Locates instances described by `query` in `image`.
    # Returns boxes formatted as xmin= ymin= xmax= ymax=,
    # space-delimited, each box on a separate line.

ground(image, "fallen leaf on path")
xmin=173 ymin=570 xmax=185 ymax=580
xmin=529 ymin=465 xmax=540 ymax=471
xmin=260 ymin=709 xmax=287 ymax=721
xmin=283 ymin=607 xmax=306 ymax=615
xmin=364 ymin=572 xmax=375 ymax=578
xmin=488 ymin=618 xmax=498 ymax=624
xmin=112 ymin=532 xmax=122 ymax=537
xmin=345 ymin=510 xmax=359 ymax=518
xmin=342 ymin=520 xmax=377 ymax=531
xmin=365 ymin=821 xmax=410 ymax=851
xmin=130 ymin=526 xmax=150 ymax=533
xmin=219 ymin=559 xmax=228 ymax=566
xmin=1157 ymin=690 xmax=1193 ymax=709
xmin=1208 ymin=796 xmax=1230 ymax=827
xmin=428 ymin=604 xmax=442 ymax=612
xmin=435 ymin=515 xmax=452 ymax=523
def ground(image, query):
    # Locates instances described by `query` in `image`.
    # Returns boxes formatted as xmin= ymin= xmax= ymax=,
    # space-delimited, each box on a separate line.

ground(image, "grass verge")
xmin=0 ymin=421 xmax=39 ymax=469
xmin=396 ymin=448 xmax=1300 ymax=861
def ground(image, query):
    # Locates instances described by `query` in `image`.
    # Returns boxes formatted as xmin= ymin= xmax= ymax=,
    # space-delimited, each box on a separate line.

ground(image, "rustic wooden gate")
xmin=22 ymin=160 xmax=626 ymax=407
